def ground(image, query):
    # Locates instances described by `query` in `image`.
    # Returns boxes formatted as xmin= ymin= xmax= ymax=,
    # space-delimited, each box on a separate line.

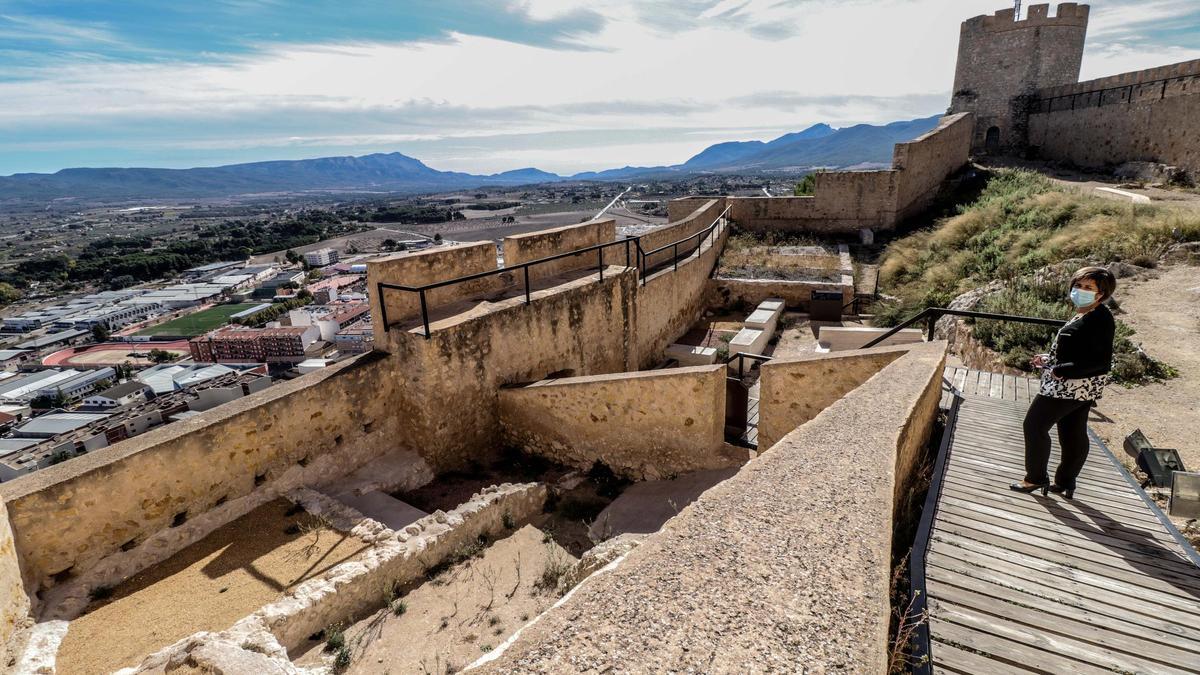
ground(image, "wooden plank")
xmin=931 ymin=639 xmax=1038 ymax=675
xmin=943 ymin=463 xmax=1152 ymax=512
xmin=940 ymin=481 xmax=1179 ymax=544
xmin=935 ymin=504 xmax=1200 ymax=585
xmin=1006 ymin=374 xmax=1019 ymax=400
xmin=1014 ymin=376 xmax=1029 ymax=403
xmin=945 ymin=453 xmax=1137 ymax=496
xmin=927 ymin=553 xmax=1200 ymax=649
xmin=928 ymin=581 xmax=1200 ymax=673
xmin=928 ymin=617 xmax=1115 ymax=675
xmin=930 ymin=598 xmax=1196 ymax=675
xmin=954 ymin=368 xmax=968 ymax=395
xmin=929 ymin=530 xmax=1200 ymax=615
xmin=977 ymin=371 xmax=991 ymax=398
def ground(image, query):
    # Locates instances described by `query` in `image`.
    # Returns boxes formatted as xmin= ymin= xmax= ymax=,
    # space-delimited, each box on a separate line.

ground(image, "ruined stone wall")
xmin=949 ymin=3 xmax=1089 ymax=153
xmin=475 ymin=342 xmax=948 ymax=673
xmin=0 ymin=352 xmax=403 ymax=596
xmin=1028 ymin=59 xmax=1200 ymax=177
xmin=368 ymin=241 xmax=499 ymax=327
xmin=0 ymin=498 xmax=30 ymax=663
xmin=498 ymin=366 xmax=741 ymax=480
xmin=639 ymin=199 xmax=725 ymax=271
xmin=757 ymin=346 xmax=910 ymax=451
xmin=502 ymin=218 xmax=620 ymax=281
xmin=705 ymin=277 xmax=852 ymax=313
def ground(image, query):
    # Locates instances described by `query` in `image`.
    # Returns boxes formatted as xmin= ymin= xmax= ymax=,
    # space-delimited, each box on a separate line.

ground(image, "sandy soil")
xmin=1091 ymin=265 xmax=1200 ymax=473
xmin=767 ymin=314 xmax=866 ymax=359
xmin=55 ymin=499 xmax=372 ymax=675
xmin=296 ymin=525 xmax=575 ymax=674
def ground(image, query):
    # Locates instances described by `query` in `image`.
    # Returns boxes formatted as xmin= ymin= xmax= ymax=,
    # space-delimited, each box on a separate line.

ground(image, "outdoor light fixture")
xmin=1170 ymin=472 xmax=1200 ymax=520
xmin=1127 ymin=429 xmax=1186 ymax=489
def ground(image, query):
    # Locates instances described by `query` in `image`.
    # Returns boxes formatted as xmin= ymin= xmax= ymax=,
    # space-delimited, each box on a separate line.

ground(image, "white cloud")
xmin=2 ymin=0 xmax=1198 ymax=174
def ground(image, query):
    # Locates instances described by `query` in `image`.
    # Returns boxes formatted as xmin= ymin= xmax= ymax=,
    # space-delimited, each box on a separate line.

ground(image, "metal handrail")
xmin=378 ymin=205 xmax=730 ymax=338
xmin=637 ymin=205 xmax=731 ymax=285
xmin=726 ymin=351 xmax=773 ymax=379
xmin=862 ymin=307 xmax=1066 ymax=350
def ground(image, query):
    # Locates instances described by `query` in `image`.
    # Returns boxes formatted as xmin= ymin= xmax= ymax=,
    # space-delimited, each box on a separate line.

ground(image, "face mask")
xmin=1070 ymin=287 xmax=1097 ymax=307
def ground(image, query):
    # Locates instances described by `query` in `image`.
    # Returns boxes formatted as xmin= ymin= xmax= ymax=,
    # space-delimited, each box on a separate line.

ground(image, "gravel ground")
xmin=1091 ymin=265 xmax=1200 ymax=474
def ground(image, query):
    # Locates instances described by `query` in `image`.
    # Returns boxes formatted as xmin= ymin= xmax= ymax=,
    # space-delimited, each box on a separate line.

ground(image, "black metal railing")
xmin=635 ymin=205 xmax=731 ymax=285
xmin=726 ymin=351 xmax=773 ymax=379
xmin=377 ymin=206 xmax=730 ymax=338
xmin=862 ymin=307 xmax=1066 ymax=350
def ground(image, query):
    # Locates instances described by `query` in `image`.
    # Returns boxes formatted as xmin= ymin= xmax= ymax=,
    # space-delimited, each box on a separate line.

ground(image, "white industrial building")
xmin=304 ymin=248 xmax=339 ymax=267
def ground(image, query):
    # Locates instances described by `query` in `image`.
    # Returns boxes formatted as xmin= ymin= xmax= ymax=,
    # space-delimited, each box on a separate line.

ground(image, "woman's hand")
xmin=1031 ymin=354 xmax=1050 ymax=369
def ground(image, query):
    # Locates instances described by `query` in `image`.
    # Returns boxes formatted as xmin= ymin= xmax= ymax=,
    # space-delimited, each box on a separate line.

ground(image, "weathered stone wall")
xmin=640 ymin=199 xmax=725 ymax=271
xmin=502 ymin=218 xmax=620 ymax=281
xmin=474 ymin=341 xmax=948 ymax=673
xmin=635 ymin=220 xmax=729 ymax=367
xmin=1028 ymin=59 xmax=1200 ymax=177
xmin=893 ymin=113 xmax=975 ymax=220
xmin=0 ymin=498 xmax=30 ymax=664
xmin=757 ymin=346 xmax=910 ymax=451
xmin=368 ymin=241 xmax=499 ymax=328
xmin=379 ymin=270 xmax=641 ymax=473
xmin=498 ymin=366 xmax=742 ymax=480
xmin=949 ymin=3 xmax=1089 ymax=153
xmin=0 ymin=352 xmax=403 ymax=595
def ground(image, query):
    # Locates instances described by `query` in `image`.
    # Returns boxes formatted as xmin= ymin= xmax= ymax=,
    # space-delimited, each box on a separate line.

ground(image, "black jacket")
xmin=1051 ymin=303 xmax=1115 ymax=379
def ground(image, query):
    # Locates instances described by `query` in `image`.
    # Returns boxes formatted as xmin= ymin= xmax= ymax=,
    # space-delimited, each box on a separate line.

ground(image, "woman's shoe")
xmin=1010 ymin=481 xmax=1049 ymax=496
xmin=1049 ymin=484 xmax=1075 ymax=500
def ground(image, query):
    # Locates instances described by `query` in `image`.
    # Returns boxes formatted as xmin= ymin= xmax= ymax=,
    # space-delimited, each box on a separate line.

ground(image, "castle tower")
xmin=949 ymin=3 xmax=1089 ymax=154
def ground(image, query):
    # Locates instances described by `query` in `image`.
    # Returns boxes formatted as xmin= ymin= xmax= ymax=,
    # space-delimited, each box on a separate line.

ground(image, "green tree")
xmin=148 ymin=348 xmax=176 ymax=364
xmin=285 ymin=249 xmax=301 ymax=264
xmin=794 ymin=173 xmax=818 ymax=196
xmin=433 ymin=233 xmax=444 ymax=244
xmin=91 ymin=323 xmax=110 ymax=343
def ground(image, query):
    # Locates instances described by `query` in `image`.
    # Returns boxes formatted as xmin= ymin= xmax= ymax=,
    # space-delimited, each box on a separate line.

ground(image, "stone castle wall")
xmin=950 ymin=3 xmax=1088 ymax=153
xmin=503 ymin=217 xmax=619 ymax=281
xmin=718 ymin=113 xmax=972 ymax=235
xmin=368 ymin=241 xmax=499 ymax=326
xmin=0 ymin=499 xmax=29 ymax=663
xmin=1028 ymin=59 xmax=1200 ymax=177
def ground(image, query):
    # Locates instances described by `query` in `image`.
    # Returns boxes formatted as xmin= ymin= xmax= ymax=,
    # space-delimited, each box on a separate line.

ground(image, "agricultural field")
xmin=134 ymin=303 xmax=260 ymax=337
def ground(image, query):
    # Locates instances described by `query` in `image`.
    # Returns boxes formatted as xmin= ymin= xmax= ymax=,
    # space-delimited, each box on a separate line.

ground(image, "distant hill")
xmin=0 ymin=115 xmax=942 ymax=202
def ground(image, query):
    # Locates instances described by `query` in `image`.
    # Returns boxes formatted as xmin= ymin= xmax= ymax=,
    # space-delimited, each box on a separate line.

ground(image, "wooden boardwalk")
xmin=923 ymin=370 xmax=1200 ymax=674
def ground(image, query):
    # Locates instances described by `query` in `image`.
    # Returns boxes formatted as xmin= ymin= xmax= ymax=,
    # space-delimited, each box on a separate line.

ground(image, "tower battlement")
xmin=963 ymin=3 xmax=1090 ymax=33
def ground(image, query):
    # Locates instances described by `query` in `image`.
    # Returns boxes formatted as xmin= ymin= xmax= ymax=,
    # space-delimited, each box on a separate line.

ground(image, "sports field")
xmin=134 ymin=303 xmax=260 ymax=337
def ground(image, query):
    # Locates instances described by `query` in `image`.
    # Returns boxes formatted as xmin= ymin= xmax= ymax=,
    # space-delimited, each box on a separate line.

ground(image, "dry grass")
xmin=878 ymin=169 xmax=1200 ymax=316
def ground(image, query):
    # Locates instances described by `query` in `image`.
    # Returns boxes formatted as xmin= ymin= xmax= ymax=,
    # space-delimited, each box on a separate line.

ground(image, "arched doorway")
xmin=984 ymin=126 xmax=1001 ymax=152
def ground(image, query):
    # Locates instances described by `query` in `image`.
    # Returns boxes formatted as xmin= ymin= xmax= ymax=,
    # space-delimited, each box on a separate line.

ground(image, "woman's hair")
xmin=1070 ymin=266 xmax=1117 ymax=301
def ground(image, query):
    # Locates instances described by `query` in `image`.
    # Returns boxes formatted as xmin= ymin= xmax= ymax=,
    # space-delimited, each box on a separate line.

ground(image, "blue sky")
xmin=2 ymin=0 xmax=1198 ymax=176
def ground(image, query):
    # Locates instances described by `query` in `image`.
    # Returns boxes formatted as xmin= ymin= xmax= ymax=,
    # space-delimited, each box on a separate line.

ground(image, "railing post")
xmin=419 ymin=288 xmax=431 ymax=340
xmin=926 ymin=312 xmax=937 ymax=341
xmin=598 ymin=247 xmax=604 ymax=281
xmin=738 ymin=355 xmax=744 ymax=380
xmin=625 ymin=238 xmax=631 ymax=268
xmin=523 ymin=266 xmax=531 ymax=305
xmin=673 ymin=242 xmax=679 ymax=271
xmin=377 ymin=283 xmax=390 ymax=333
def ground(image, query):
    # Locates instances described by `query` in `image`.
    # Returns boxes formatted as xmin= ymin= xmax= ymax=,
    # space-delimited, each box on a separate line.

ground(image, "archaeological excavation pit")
xmin=52 ymin=498 xmax=373 ymax=675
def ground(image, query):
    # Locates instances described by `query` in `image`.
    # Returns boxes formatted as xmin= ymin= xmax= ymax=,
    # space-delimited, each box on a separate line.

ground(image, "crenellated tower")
xmin=949 ymin=3 xmax=1089 ymax=154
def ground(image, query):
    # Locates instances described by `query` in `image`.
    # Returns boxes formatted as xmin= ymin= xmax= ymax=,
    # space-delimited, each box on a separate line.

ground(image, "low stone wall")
xmin=502 ymin=218 xmax=619 ymax=281
xmin=498 ymin=366 xmax=743 ymax=480
xmin=368 ymin=241 xmax=500 ymax=328
xmin=639 ymin=199 xmax=724 ymax=271
xmin=757 ymin=345 xmax=911 ymax=451
xmin=474 ymin=342 xmax=947 ymax=672
xmin=706 ymin=276 xmax=853 ymax=313
xmin=0 ymin=351 xmax=403 ymax=597
xmin=0 ymin=499 xmax=30 ymax=664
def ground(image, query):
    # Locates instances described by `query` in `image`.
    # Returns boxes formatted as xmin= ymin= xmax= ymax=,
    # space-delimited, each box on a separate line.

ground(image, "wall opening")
xmin=984 ymin=126 xmax=1000 ymax=152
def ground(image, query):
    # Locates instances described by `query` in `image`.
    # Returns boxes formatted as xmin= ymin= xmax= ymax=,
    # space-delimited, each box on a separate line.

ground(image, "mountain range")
xmin=0 ymin=114 xmax=941 ymax=202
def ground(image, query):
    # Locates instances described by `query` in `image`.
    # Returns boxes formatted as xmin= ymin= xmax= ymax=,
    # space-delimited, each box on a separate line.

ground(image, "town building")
xmin=303 ymin=248 xmax=339 ymax=267
xmin=81 ymin=381 xmax=153 ymax=409
xmin=189 ymin=325 xmax=319 ymax=364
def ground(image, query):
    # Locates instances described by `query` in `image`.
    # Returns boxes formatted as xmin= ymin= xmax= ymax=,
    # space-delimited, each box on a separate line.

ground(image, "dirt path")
xmin=1091 ymin=265 xmax=1200 ymax=472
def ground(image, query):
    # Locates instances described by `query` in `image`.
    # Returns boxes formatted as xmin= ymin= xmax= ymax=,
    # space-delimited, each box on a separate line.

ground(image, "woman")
xmin=1011 ymin=266 xmax=1117 ymax=499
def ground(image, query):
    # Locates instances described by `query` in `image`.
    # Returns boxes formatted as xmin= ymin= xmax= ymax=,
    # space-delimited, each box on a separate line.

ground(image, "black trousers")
xmin=1023 ymin=394 xmax=1093 ymax=490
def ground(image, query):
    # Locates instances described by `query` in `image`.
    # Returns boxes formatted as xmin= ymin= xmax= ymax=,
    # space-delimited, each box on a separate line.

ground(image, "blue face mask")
xmin=1070 ymin=287 xmax=1097 ymax=307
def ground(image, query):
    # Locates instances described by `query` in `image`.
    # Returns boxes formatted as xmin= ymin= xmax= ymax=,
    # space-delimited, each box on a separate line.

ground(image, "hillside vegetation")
xmin=877 ymin=169 xmax=1199 ymax=383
